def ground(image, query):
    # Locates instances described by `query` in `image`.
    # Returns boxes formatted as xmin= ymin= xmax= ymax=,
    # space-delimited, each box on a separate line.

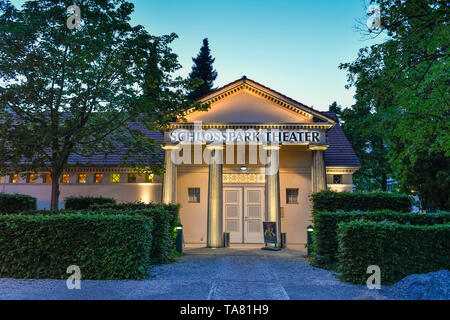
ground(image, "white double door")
xmin=223 ymin=187 xmax=265 ymax=244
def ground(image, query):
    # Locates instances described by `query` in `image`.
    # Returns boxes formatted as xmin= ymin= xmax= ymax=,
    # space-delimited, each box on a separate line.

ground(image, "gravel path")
xmin=0 ymin=248 xmax=392 ymax=300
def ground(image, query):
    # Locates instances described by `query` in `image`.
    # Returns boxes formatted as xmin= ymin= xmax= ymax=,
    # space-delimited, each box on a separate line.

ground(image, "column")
xmin=311 ymin=149 xmax=327 ymax=193
xmin=264 ymin=145 xmax=282 ymax=247
xmin=162 ymin=145 xmax=178 ymax=204
xmin=207 ymin=145 xmax=224 ymax=248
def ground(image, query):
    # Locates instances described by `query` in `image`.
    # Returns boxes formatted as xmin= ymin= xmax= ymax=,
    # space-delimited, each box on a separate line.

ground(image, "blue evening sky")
xmin=11 ymin=0 xmax=383 ymax=111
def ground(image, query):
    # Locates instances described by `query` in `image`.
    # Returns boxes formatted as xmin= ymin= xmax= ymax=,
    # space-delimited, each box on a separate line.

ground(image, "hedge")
xmin=311 ymin=210 xmax=450 ymax=268
xmin=337 ymin=220 xmax=450 ymax=284
xmin=89 ymin=202 xmax=180 ymax=254
xmin=0 ymin=193 xmax=37 ymax=214
xmin=64 ymin=196 xmax=116 ymax=210
xmin=18 ymin=206 xmax=177 ymax=264
xmin=0 ymin=214 xmax=153 ymax=280
xmin=311 ymin=190 xmax=412 ymax=212
xmin=81 ymin=208 xmax=175 ymax=264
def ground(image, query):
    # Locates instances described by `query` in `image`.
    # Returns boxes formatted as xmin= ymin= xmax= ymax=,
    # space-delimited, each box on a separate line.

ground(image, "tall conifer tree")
xmin=188 ymin=38 xmax=217 ymax=100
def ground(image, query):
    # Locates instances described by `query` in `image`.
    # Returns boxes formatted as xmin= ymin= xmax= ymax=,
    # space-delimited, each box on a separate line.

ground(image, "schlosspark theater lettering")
xmin=169 ymin=128 xmax=324 ymax=144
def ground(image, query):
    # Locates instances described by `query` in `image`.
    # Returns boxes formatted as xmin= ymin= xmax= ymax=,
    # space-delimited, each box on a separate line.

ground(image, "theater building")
xmin=0 ymin=77 xmax=360 ymax=249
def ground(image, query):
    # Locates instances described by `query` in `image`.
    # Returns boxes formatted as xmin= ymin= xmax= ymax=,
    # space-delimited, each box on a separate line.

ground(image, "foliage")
xmin=0 ymin=214 xmax=153 ymax=279
xmin=328 ymin=101 xmax=392 ymax=191
xmin=311 ymin=190 xmax=412 ymax=212
xmin=64 ymin=196 xmax=116 ymax=210
xmin=87 ymin=202 xmax=180 ymax=262
xmin=84 ymin=207 xmax=175 ymax=264
xmin=88 ymin=202 xmax=180 ymax=227
xmin=0 ymin=0 xmax=198 ymax=210
xmin=337 ymin=220 xmax=450 ymax=284
xmin=339 ymin=0 xmax=450 ymax=210
xmin=0 ymin=193 xmax=36 ymax=214
xmin=311 ymin=210 xmax=450 ymax=268
xmin=188 ymin=38 xmax=218 ymax=100
xmin=13 ymin=204 xmax=178 ymax=264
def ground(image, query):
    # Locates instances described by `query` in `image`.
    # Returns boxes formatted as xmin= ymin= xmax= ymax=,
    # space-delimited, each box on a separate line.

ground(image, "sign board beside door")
xmin=263 ymin=222 xmax=277 ymax=245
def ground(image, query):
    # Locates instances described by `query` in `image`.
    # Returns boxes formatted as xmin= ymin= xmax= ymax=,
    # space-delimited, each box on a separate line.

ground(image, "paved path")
xmin=0 ymin=248 xmax=391 ymax=300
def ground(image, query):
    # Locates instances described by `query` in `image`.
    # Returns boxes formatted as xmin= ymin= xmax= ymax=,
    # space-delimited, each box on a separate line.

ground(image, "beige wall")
xmin=187 ymin=91 xmax=311 ymax=123
xmin=279 ymin=146 xmax=313 ymax=246
xmin=176 ymin=166 xmax=209 ymax=244
xmin=0 ymin=172 xmax=162 ymax=209
xmin=326 ymin=173 xmax=354 ymax=192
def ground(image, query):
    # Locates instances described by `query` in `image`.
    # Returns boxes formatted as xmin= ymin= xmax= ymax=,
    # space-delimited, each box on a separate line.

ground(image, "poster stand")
xmin=261 ymin=222 xmax=281 ymax=251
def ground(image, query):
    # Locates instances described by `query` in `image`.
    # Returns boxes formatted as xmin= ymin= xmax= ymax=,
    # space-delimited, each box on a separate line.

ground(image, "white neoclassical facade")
xmin=0 ymin=77 xmax=360 ymax=248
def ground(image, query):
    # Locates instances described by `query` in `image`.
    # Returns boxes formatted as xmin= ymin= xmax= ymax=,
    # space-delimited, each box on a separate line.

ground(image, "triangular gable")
xmin=179 ymin=76 xmax=335 ymax=125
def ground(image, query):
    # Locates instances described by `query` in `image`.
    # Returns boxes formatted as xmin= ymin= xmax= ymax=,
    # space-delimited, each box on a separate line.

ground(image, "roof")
xmin=323 ymin=112 xmax=361 ymax=167
xmin=67 ymin=123 xmax=165 ymax=166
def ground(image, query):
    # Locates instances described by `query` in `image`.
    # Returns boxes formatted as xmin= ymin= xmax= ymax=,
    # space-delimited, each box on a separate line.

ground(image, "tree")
xmin=340 ymin=0 xmax=449 ymax=209
xmin=0 ymin=0 xmax=196 ymax=210
xmin=328 ymin=101 xmax=392 ymax=191
xmin=188 ymin=38 xmax=218 ymax=100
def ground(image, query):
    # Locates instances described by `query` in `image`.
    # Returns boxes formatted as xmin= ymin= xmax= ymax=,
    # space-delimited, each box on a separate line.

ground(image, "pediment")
xmin=179 ymin=77 xmax=335 ymax=125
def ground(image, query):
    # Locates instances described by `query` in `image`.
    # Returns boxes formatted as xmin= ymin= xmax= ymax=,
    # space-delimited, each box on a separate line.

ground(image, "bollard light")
xmin=176 ymin=222 xmax=183 ymax=254
xmin=307 ymin=225 xmax=314 ymax=256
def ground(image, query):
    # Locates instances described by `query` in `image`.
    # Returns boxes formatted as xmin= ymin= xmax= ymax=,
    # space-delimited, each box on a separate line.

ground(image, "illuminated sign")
xmin=169 ymin=129 xmax=325 ymax=144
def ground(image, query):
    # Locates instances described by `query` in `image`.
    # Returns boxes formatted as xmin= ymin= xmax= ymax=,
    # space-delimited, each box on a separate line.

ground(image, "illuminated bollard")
xmin=307 ymin=225 xmax=314 ymax=256
xmin=176 ymin=222 xmax=183 ymax=254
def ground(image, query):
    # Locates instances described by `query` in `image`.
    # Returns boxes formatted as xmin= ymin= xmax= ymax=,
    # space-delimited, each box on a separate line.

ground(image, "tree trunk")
xmin=50 ymin=169 xmax=61 ymax=211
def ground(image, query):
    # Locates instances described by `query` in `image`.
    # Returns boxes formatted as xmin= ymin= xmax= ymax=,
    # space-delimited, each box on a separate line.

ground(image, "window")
xmin=145 ymin=173 xmax=154 ymax=183
xmin=188 ymin=188 xmax=200 ymax=203
xmin=10 ymin=174 xmax=19 ymax=184
xmin=128 ymin=173 xmax=137 ymax=183
xmin=43 ymin=173 xmax=52 ymax=183
xmin=110 ymin=173 xmax=120 ymax=183
xmin=61 ymin=174 xmax=70 ymax=184
xmin=94 ymin=173 xmax=103 ymax=184
xmin=26 ymin=173 xmax=36 ymax=183
xmin=333 ymin=175 xmax=342 ymax=184
xmin=286 ymin=189 xmax=299 ymax=204
xmin=77 ymin=174 xmax=87 ymax=184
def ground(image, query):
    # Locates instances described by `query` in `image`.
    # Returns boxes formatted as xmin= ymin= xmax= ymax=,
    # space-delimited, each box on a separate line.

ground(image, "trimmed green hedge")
xmin=81 ymin=208 xmax=175 ymax=264
xmin=311 ymin=210 xmax=450 ymax=268
xmin=0 ymin=214 xmax=152 ymax=280
xmin=337 ymin=220 xmax=450 ymax=284
xmin=311 ymin=190 xmax=412 ymax=212
xmin=0 ymin=193 xmax=37 ymax=214
xmin=64 ymin=196 xmax=116 ymax=210
xmin=18 ymin=206 xmax=178 ymax=264
xmin=89 ymin=202 xmax=180 ymax=256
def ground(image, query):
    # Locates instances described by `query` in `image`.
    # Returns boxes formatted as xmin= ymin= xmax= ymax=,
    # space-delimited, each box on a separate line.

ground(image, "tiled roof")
xmin=323 ymin=112 xmax=361 ymax=167
xmin=67 ymin=123 xmax=164 ymax=166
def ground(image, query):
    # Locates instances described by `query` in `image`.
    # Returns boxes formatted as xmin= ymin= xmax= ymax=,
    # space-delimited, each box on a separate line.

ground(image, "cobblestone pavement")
xmin=0 ymin=248 xmax=391 ymax=300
